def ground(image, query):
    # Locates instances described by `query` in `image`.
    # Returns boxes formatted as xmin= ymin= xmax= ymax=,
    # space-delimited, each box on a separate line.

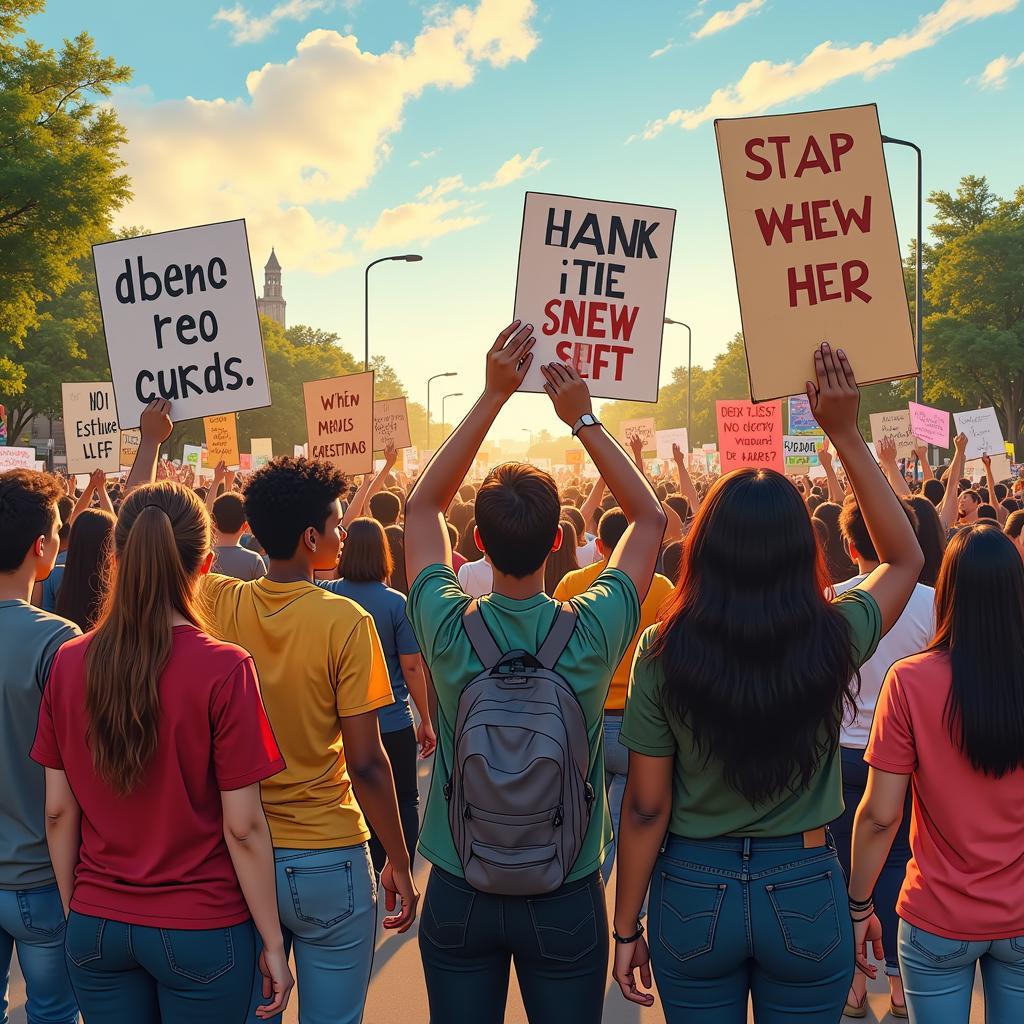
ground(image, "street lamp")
xmin=664 ymin=317 xmax=693 ymax=438
xmin=441 ymin=393 xmax=463 ymax=439
xmin=427 ymin=371 xmax=456 ymax=450
xmin=522 ymin=428 xmax=535 ymax=452
xmin=364 ymin=254 xmax=423 ymax=370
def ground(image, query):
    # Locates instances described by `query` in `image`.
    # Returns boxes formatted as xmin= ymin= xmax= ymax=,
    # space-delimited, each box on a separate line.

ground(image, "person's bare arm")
xmin=876 ymin=436 xmax=912 ymax=498
xmin=628 ymin=434 xmax=646 ymax=474
xmin=661 ymin=501 xmax=683 ymax=545
xmin=818 ymin=437 xmax=845 ymax=502
xmin=541 ymin=364 xmax=666 ymax=602
xmin=939 ymin=433 xmax=968 ymax=531
xmin=43 ymin=768 xmax=81 ymax=915
xmin=345 ymin=444 xmax=397 ymax=529
xmin=124 ymin=399 xmax=173 ymax=495
xmin=399 ymin=652 xmax=436 ymax=757
xmin=671 ymin=444 xmax=701 ymax=514
xmin=578 ymin=476 xmax=605 ymax=537
xmin=807 ymin=344 xmax=923 ymax=634
xmin=95 ymin=476 xmax=114 ymax=516
xmin=914 ymin=444 xmax=934 ymax=482
xmin=206 ymin=462 xmax=227 ymax=515
xmin=69 ymin=472 xmax=98 ymax=523
xmin=983 ymin=453 xmax=1008 ymax=525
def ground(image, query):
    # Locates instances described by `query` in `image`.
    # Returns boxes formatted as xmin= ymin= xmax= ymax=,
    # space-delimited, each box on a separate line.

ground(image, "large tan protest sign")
xmin=716 ymin=400 xmax=783 ymax=472
xmin=304 ymin=371 xmax=374 ymax=474
xmin=204 ymin=414 xmax=240 ymax=467
xmin=869 ymin=410 xmax=917 ymax=460
xmin=61 ymin=382 xmax=120 ymax=475
xmin=373 ymin=398 xmax=412 ymax=451
xmin=715 ymin=105 xmax=917 ymax=402
xmin=513 ymin=192 xmax=675 ymax=402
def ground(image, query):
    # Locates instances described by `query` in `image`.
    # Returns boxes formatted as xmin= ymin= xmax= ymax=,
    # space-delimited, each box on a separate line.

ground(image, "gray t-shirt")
xmin=211 ymin=544 xmax=267 ymax=582
xmin=0 ymin=600 xmax=80 ymax=889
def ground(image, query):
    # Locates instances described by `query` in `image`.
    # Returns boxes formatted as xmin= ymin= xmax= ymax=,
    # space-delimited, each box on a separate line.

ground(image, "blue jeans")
xmin=601 ymin=714 xmax=628 ymax=884
xmin=650 ymin=832 xmax=854 ymax=1023
xmin=0 ymin=884 xmax=77 ymax=1024
xmin=898 ymin=921 xmax=1024 ymax=1023
xmin=250 ymin=845 xmax=376 ymax=1024
xmin=64 ymin=912 xmax=255 ymax=1023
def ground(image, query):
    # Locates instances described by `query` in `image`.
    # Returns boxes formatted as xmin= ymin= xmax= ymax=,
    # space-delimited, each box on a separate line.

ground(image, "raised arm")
xmin=206 ymin=462 xmax=227 ymax=515
xmin=578 ymin=475 xmax=606 ymax=538
xmin=983 ymin=453 xmax=1008 ymax=525
xmin=939 ymin=433 xmax=968 ymax=531
xmin=818 ymin=437 xmax=845 ymax=503
xmin=913 ymin=443 xmax=934 ymax=482
xmin=69 ymin=471 xmax=99 ymax=523
xmin=124 ymin=399 xmax=173 ymax=495
xmin=876 ymin=436 xmax=911 ymax=498
xmin=671 ymin=443 xmax=701 ymax=515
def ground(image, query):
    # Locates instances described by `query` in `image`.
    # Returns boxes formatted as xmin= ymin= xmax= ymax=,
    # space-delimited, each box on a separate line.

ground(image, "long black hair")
xmin=56 ymin=508 xmax=116 ymax=630
xmin=931 ymin=524 xmax=1024 ymax=777
xmin=647 ymin=469 xmax=859 ymax=805
xmin=907 ymin=496 xmax=947 ymax=587
xmin=812 ymin=501 xmax=857 ymax=584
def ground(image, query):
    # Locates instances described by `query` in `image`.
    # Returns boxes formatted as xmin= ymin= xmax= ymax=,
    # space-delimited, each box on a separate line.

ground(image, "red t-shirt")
xmin=31 ymin=626 xmax=284 ymax=929
xmin=866 ymin=649 xmax=1024 ymax=940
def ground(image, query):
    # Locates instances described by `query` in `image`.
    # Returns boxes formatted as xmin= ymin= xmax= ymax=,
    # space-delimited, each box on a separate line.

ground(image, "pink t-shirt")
xmin=866 ymin=649 xmax=1024 ymax=940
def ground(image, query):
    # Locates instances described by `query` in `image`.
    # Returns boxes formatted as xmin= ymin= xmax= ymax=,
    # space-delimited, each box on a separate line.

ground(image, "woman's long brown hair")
xmin=85 ymin=482 xmax=210 ymax=795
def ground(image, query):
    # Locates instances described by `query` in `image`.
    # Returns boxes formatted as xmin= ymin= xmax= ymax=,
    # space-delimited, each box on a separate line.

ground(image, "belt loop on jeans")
xmin=742 ymin=837 xmax=752 ymax=862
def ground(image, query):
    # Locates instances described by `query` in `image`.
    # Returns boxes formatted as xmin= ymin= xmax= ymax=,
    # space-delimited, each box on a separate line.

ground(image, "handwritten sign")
xmin=250 ymin=437 xmax=273 ymax=469
xmin=92 ymin=219 xmax=271 ymax=427
xmin=716 ymin=400 xmax=783 ymax=472
xmin=715 ymin=104 xmax=917 ymax=402
xmin=954 ymin=407 xmax=1005 ymax=462
xmin=908 ymin=401 xmax=950 ymax=449
xmin=620 ymin=418 xmax=657 ymax=452
xmin=784 ymin=435 xmax=820 ymax=460
xmin=119 ymin=430 xmax=141 ymax=469
xmin=870 ymin=409 xmax=917 ymax=460
xmin=60 ymin=382 xmax=119 ymax=475
xmin=513 ymin=192 xmax=674 ymax=402
xmin=373 ymin=397 xmax=412 ymax=451
xmin=786 ymin=394 xmax=823 ymax=468
xmin=303 ymin=371 xmax=374 ymax=474
xmin=0 ymin=447 xmax=36 ymax=471
xmin=656 ymin=428 xmax=689 ymax=461
xmin=204 ymin=414 xmax=240 ymax=468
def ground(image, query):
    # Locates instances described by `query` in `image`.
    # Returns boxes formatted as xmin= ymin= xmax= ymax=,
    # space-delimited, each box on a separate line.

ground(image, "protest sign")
xmin=968 ymin=453 xmax=1011 ymax=482
xmin=239 ymin=453 xmax=252 ymax=471
xmin=303 ymin=371 xmax=374 ymax=475
xmin=716 ymin=400 xmax=783 ymax=472
xmin=1007 ymin=442 xmax=1016 ymax=461
xmin=373 ymin=398 xmax=412 ymax=451
xmin=785 ymin=394 xmax=823 ymax=468
xmin=60 ymin=382 xmax=119 ymax=475
xmin=250 ymin=437 xmax=273 ymax=469
xmin=870 ymin=410 xmax=917 ymax=460
xmin=293 ymin=443 xmax=308 ymax=458
xmin=566 ymin=449 xmax=584 ymax=470
xmin=953 ymin=407 xmax=1005 ymax=462
xmin=908 ymin=402 xmax=950 ymax=449
xmin=92 ymin=219 xmax=271 ymax=428
xmin=656 ymin=428 xmax=688 ymax=460
xmin=513 ymin=192 xmax=675 ymax=402
xmin=715 ymin=104 xmax=917 ymax=402
xmin=182 ymin=444 xmax=202 ymax=468
xmin=784 ymin=435 xmax=820 ymax=461
xmin=119 ymin=429 xmax=141 ymax=469
xmin=204 ymin=414 xmax=239 ymax=467
xmin=620 ymin=418 xmax=657 ymax=452
xmin=0 ymin=447 xmax=36 ymax=470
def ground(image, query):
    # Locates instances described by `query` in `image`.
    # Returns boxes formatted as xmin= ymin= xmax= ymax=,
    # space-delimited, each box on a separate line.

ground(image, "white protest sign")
xmin=293 ymin=443 xmax=308 ymax=458
xmin=182 ymin=444 xmax=202 ymax=469
xmin=250 ymin=437 xmax=274 ymax=469
xmin=60 ymin=382 xmax=119 ymax=475
xmin=513 ymin=192 xmax=675 ymax=402
xmin=869 ymin=409 xmax=917 ymax=460
xmin=373 ymin=398 xmax=413 ymax=451
xmin=92 ymin=220 xmax=271 ymax=428
xmin=0 ymin=447 xmax=36 ymax=471
xmin=620 ymin=418 xmax=657 ymax=452
xmin=783 ymin=435 xmax=821 ymax=460
xmin=954 ymin=407 xmax=1005 ymax=462
xmin=656 ymin=428 xmax=689 ymax=460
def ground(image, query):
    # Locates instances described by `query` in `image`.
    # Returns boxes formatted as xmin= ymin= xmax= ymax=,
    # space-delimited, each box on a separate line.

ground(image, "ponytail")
xmin=85 ymin=482 xmax=210 ymax=795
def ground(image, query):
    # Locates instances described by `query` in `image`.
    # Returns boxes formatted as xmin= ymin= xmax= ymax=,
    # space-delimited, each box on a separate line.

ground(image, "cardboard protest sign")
xmin=716 ymin=400 xmax=783 ymax=472
xmin=566 ymin=449 xmax=584 ymax=470
xmin=92 ymin=219 xmax=271 ymax=428
xmin=303 ymin=371 xmax=374 ymax=474
xmin=204 ymin=414 xmax=239 ymax=467
xmin=715 ymin=104 xmax=917 ymax=402
xmin=119 ymin=429 xmax=141 ymax=469
xmin=620 ymin=418 xmax=657 ymax=452
xmin=182 ymin=444 xmax=202 ymax=469
xmin=60 ymin=382 xmax=119 ymax=474
xmin=373 ymin=398 xmax=412 ymax=451
xmin=250 ymin=437 xmax=273 ymax=469
xmin=870 ymin=410 xmax=917 ymax=460
xmin=513 ymin=192 xmax=675 ymax=402
xmin=0 ymin=447 xmax=36 ymax=470
xmin=953 ymin=407 xmax=1005 ymax=462
xmin=968 ymin=453 xmax=1011 ymax=482
xmin=908 ymin=402 xmax=949 ymax=449
xmin=656 ymin=428 xmax=688 ymax=460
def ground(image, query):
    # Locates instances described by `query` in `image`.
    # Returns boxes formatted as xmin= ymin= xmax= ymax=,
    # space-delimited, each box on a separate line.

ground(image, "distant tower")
xmin=256 ymin=248 xmax=286 ymax=327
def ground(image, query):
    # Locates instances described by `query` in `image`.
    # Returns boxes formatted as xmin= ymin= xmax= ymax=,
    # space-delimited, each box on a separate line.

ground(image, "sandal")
xmin=843 ymin=991 xmax=867 ymax=1019
xmin=889 ymin=998 xmax=909 ymax=1019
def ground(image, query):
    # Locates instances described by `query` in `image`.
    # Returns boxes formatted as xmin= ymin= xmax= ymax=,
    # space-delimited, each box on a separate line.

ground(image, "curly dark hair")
xmin=0 ymin=470 xmax=64 ymax=572
xmin=243 ymin=457 xmax=347 ymax=559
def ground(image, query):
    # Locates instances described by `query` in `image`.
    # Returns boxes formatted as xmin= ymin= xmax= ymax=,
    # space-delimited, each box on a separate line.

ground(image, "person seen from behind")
xmin=207 ymin=463 xmax=267 ymax=581
xmin=54 ymin=508 xmax=115 ymax=631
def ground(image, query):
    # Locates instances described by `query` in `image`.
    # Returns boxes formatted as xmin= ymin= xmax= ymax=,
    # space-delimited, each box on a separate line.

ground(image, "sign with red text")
xmin=656 ymin=428 xmax=688 ymax=461
xmin=908 ymin=401 xmax=950 ymax=449
xmin=92 ymin=220 xmax=271 ymax=428
xmin=203 ymin=414 xmax=240 ymax=468
xmin=303 ymin=371 xmax=374 ymax=474
xmin=373 ymin=397 xmax=412 ymax=451
xmin=716 ymin=400 xmax=783 ymax=472
xmin=620 ymin=418 xmax=657 ymax=452
xmin=869 ymin=409 xmax=917 ymax=460
xmin=715 ymin=104 xmax=916 ymax=402
xmin=954 ymin=407 xmax=1005 ymax=462
xmin=61 ymin=382 xmax=120 ymax=475
xmin=512 ymin=192 xmax=674 ymax=402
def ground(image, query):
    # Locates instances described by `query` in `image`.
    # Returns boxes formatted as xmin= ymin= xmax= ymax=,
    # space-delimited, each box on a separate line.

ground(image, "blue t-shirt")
xmin=319 ymin=579 xmax=420 ymax=733
xmin=41 ymin=551 xmax=67 ymax=613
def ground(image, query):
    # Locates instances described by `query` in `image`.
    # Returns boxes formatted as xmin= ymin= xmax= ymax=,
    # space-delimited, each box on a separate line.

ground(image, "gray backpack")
xmin=443 ymin=600 xmax=595 ymax=896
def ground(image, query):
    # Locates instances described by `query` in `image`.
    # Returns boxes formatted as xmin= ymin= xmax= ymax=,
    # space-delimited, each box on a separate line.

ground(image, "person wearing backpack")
xmin=404 ymin=321 xmax=667 ymax=1024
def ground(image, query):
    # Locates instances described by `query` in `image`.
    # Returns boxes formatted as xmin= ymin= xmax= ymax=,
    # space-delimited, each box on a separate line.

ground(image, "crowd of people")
xmin=1 ymin=325 xmax=1023 ymax=1024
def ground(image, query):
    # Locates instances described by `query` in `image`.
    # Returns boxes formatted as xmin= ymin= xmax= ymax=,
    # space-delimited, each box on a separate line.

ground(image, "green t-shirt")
xmin=620 ymin=589 xmax=881 ymax=839
xmin=407 ymin=563 xmax=640 ymax=881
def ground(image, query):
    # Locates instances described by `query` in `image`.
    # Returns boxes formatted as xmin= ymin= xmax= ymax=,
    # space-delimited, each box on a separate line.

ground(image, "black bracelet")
xmin=612 ymin=922 xmax=645 ymax=944
xmin=848 ymin=896 xmax=874 ymax=910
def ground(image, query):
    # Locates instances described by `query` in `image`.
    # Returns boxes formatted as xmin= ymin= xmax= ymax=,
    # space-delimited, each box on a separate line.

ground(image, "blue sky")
xmin=28 ymin=0 xmax=1024 ymax=443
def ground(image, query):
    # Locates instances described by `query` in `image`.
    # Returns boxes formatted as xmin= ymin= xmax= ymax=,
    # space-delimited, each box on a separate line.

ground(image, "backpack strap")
xmin=536 ymin=602 xmax=577 ymax=670
xmin=462 ymin=600 xmax=504 ymax=669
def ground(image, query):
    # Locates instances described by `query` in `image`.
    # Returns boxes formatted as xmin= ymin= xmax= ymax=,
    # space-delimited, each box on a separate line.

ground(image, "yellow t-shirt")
xmin=555 ymin=561 xmax=674 ymax=711
xmin=200 ymin=575 xmax=393 ymax=848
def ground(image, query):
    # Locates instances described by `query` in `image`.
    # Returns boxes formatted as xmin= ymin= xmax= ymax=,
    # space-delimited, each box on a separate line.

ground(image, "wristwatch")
xmin=571 ymin=413 xmax=600 ymax=437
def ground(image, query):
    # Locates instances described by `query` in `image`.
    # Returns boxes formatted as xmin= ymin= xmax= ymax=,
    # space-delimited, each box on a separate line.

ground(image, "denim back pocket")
xmin=527 ymin=884 xmax=598 ymax=964
xmin=765 ymin=870 xmax=841 ymax=961
xmin=656 ymin=873 xmax=726 ymax=963
xmin=160 ymin=927 xmax=235 ymax=983
xmin=18 ymin=885 xmax=66 ymax=938
xmin=286 ymin=859 xmax=354 ymax=929
xmin=420 ymin=871 xmax=476 ymax=950
xmin=908 ymin=926 xmax=970 ymax=964
xmin=64 ymin=913 xmax=106 ymax=967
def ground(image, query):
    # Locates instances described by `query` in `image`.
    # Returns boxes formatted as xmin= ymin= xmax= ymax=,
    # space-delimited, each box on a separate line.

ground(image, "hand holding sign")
xmin=541 ymin=362 xmax=594 ymax=428
xmin=806 ymin=344 xmax=860 ymax=442
xmin=487 ymin=321 xmax=537 ymax=400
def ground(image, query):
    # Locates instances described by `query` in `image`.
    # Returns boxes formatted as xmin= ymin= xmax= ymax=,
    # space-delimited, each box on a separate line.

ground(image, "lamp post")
xmin=664 ymin=317 xmax=693 ymax=438
xmin=522 ymin=428 xmax=535 ymax=453
xmin=427 ymin=371 xmax=456 ymax=450
xmin=881 ymin=135 xmax=923 ymax=406
xmin=441 ymin=393 xmax=463 ymax=440
xmin=364 ymin=254 xmax=423 ymax=370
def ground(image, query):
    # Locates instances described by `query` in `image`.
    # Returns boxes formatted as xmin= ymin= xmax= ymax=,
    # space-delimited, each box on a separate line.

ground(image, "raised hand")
xmin=540 ymin=362 xmax=593 ymax=428
xmin=876 ymin=435 xmax=899 ymax=466
xmin=806 ymin=343 xmax=860 ymax=441
xmin=485 ymin=320 xmax=536 ymax=401
xmin=954 ymin=432 xmax=968 ymax=456
xmin=139 ymin=398 xmax=173 ymax=444
xmin=384 ymin=442 xmax=398 ymax=466
xmin=88 ymin=468 xmax=105 ymax=493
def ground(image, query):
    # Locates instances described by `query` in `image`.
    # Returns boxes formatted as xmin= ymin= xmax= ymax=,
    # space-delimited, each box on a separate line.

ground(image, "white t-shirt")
xmin=457 ymin=557 xmax=493 ymax=598
xmin=833 ymin=574 xmax=935 ymax=748
xmin=577 ymin=536 xmax=601 ymax=567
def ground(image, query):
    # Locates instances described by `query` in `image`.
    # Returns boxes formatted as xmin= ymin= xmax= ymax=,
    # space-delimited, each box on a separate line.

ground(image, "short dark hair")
xmin=840 ymin=493 xmax=918 ymax=563
xmin=474 ymin=463 xmax=560 ymax=578
xmin=598 ymin=507 xmax=628 ymax=551
xmin=923 ymin=478 xmax=945 ymax=506
xmin=666 ymin=495 xmax=690 ymax=521
xmin=1005 ymin=510 xmax=1024 ymax=540
xmin=385 ymin=524 xmax=408 ymax=593
xmin=58 ymin=496 xmax=75 ymax=543
xmin=0 ymin=470 xmax=63 ymax=572
xmin=459 ymin=484 xmax=476 ymax=503
xmin=560 ymin=506 xmax=585 ymax=543
xmin=661 ymin=540 xmax=683 ymax=584
xmin=978 ymin=503 xmax=998 ymax=521
xmin=244 ymin=457 xmax=347 ymax=559
xmin=338 ymin=517 xmax=393 ymax=582
xmin=963 ymin=489 xmax=982 ymax=506
xmin=994 ymin=483 xmax=1008 ymax=503
xmin=369 ymin=490 xmax=401 ymax=526
xmin=212 ymin=492 xmax=247 ymax=534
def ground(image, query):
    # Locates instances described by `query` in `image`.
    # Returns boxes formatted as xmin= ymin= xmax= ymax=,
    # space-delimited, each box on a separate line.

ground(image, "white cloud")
xmin=650 ymin=41 xmax=676 ymax=59
xmin=213 ymin=0 xmax=334 ymax=45
xmin=977 ymin=50 xmax=1024 ymax=87
xmin=639 ymin=0 xmax=1019 ymax=137
xmin=692 ymin=0 xmax=766 ymax=40
xmin=116 ymin=1 xmax=538 ymax=273
xmin=409 ymin=147 xmax=441 ymax=166
xmin=473 ymin=147 xmax=549 ymax=190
